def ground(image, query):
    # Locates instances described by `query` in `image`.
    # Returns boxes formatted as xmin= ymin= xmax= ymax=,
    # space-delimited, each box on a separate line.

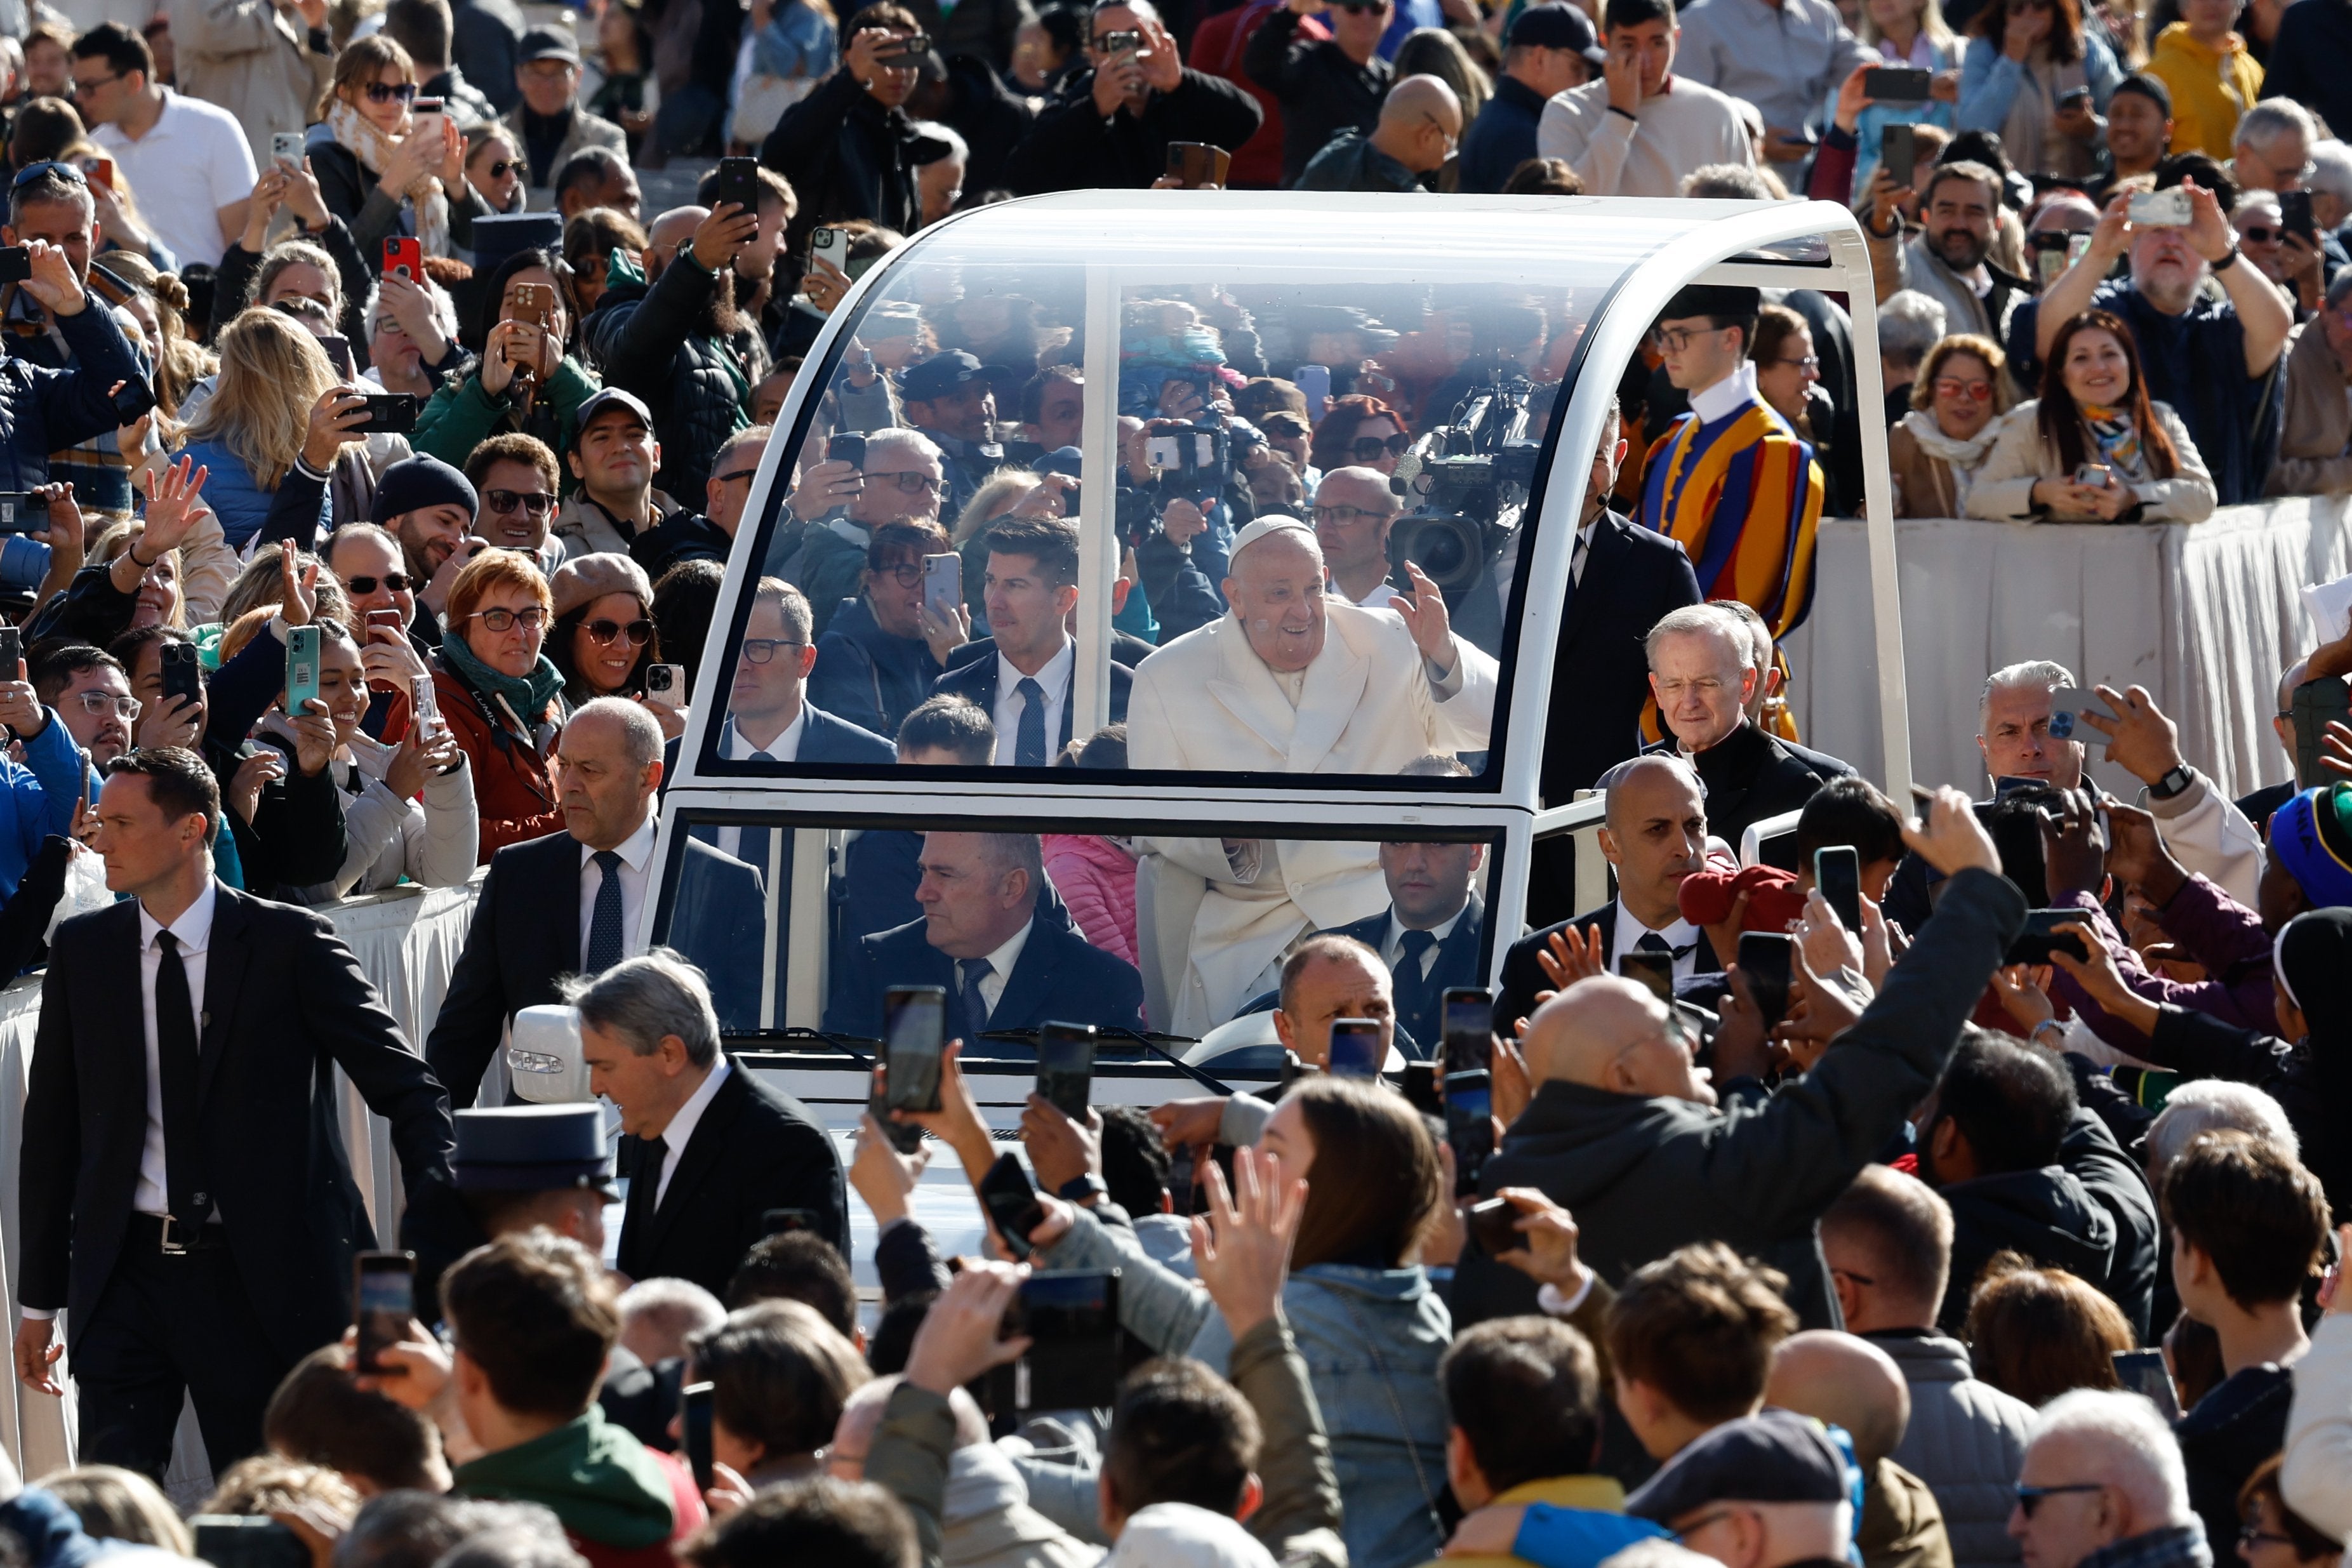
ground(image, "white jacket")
xmin=1965 ymin=399 xmax=2217 ymax=525
xmin=2283 ymin=1313 xmax=2352 ymax=1539
xmin=274 ymin=723 xmax=479 ymax=903
xmin=2145 ymin=766 xmax=2265 ymax=908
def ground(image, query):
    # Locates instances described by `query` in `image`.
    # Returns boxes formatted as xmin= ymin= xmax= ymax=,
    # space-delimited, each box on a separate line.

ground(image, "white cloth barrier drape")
xmin=0 ymin=875 xmax=483 ymax=1490
xmin=1781 ymin=496 xmax=2352 ymax=801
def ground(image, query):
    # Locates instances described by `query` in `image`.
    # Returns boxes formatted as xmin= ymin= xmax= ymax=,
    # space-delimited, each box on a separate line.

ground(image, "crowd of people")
xmin=0 ymin=0 xmax=2346 ymax=1565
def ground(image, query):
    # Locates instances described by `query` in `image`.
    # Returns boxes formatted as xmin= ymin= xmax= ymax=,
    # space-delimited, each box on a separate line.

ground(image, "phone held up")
xmin=992 ymin=1269 xmax=1123 ymax=1417
xmin=978 ymin=1152 xmax=1046 ymax=1260
xmin=1815 ymin=845 xmax=1861 ymax=933
xmin=1036 ymin=1021 xmax=1095 ymax=1121
xmin=1327 ymin=1018 xmax=1383 ymax=1079
xmin=284 ymin=625 xmax=323 ymax=715
xmin=352 ymin=1249 xmax=415 ymax=1374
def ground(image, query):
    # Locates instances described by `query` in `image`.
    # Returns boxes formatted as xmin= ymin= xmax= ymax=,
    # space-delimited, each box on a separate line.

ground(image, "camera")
xmin=1389 ymin=375 xmax=1541 ymax=595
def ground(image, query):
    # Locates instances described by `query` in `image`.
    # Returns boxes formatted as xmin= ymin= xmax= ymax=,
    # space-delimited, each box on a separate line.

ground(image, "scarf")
xmin=326 ymin=98 xmax=451 ymax=260
xmin=1898 ymin=406 xmax=2008 ymax=511
xmin=441 ymin=632 xmax=567 ymax=731
xmin=2076 ymin=401 xmax=2151 ymax=479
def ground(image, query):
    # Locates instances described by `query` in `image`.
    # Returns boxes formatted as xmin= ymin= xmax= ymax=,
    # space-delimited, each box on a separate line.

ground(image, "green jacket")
xmin=412 ymin=356 xmax=602 ymax=489
xmin=451 ymin=1408 xmax=678 ymax=1551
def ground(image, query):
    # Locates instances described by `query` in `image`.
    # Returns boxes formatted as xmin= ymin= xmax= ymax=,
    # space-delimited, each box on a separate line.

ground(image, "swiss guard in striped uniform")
xmin=1637 ymin=284 xmax=1825 ymax=639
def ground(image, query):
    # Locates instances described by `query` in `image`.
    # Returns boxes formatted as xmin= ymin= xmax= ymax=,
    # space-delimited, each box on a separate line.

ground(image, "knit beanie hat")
xmin=2269 ymin=783 xmax=2352 ymax=911
xmin=371 ymin=454 xmax=480 ymax=527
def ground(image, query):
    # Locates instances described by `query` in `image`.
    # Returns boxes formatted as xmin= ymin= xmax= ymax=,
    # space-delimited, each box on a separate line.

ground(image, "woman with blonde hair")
xmin=175 ymin=309 xmax=350 ymax=548
xmin=305 ymin=35 xmax=480 ymax=260
xmin=93 ymin=252 xmax=216 ymax=423
xmin=1830 ymin=0 xmax=1964 ymax=189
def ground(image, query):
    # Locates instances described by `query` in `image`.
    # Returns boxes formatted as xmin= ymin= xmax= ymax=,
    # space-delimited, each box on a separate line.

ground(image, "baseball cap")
xmin=899 ymin=349 xmax=988 ymax=404
xmin=519 ymin=25 xmax=583 ymax=65
xmin=573 ymin=387 xmax=654 ymax=448
xmin=1626 ymin=1410 xmax=1850 ymax=1524
xmin=1508 ymin=4 xmax=1608 ymax=67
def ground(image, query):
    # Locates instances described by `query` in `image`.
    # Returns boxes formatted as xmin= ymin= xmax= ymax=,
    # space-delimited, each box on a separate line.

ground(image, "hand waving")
xmin=1192 ymin=1145 xmax=1306 ymax=1339
xmin=140 ymin=456 xmax=212 ymax=557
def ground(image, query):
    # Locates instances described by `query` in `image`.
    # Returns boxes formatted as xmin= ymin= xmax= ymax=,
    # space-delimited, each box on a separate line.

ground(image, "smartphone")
xmin=1815 ymin=846 xmax=1862 ymax=934
xmin=1618 ymin=949 xmax=1675 ymax=1002
xmin=997 ymin=1270 xmax=1122 ymax=1414
xmin=1863 ymin=65 xmax=1932 ymax=102
xmin=2031 ymin=229 xmax=2073 ymax=286
xmin=714 ymin=156 xmax=762 ymax=214
xmin=271 ymin=131 xmax=305 ymax=169
xmin=1327 ymin=1018 xmax=1383 ymax=1079
xmin=2129 ymin=186 xmax=2193 ymax=227
xmin=1094 ymin=27 xmax=1143 ymax=52
xmin=827 ymin=430 xmax=867 ymax=470
xmin=1468 ymin=1195 xmax=1520 ymax=1256
xmin=508 ymin=282 xmax=555 ymax=336
xmin=2056 ymin=83 xmax=2090 ymax=110
xmin=1440 ymin=986 xmax=1492 ymax=1075
xmin=83 ymin=156 xmax=114 ymax=193
xmin=314 ymin=333 xmax=357 ymax=380
xmin=0 ymin=492 xmax=48 ymax=533
xmin=1401 ymin=1061 xmax=1440 ymax=1115
xmin=2282 ymin=189 xmax=2318 ymax=243
xmin=0 ymin=627 xmax=20 ymax=682
xmin=159 ymin=639 xmax=201 ymax=710
xmin=2047 ymin=685 xmax=2111 ymax=741
xmin=412 ymin=95 xmax=444 ymax=121
xmin=382 ymin=236 xmax=423 ymax=282
xmin=2071 ymin=463 xmax=2111 ymax=489
xmin=112 ymin=374 xmax=156 ymax=424
xmin=352 ymin=1250 xmax=415 ymax=1375
xmin=1166 ymin=141 xmax=1231 ymax=189
xmin=882 ymin=985 xmax=946 ymax=1112
xmin=644 ymin=663 xmax=685 ymax=701
xmin=409 ymin=674 xmax=441 ymax=741
xmin=680 ymin=1380 xmax=715 ymax=1489
xmin=978 ymin=1152 xmax=1046 ymax=1260
xmin=192 ymin=1518 xmax=310 ymax=1568
xmin=364 ymin=607 xmax=406 ymax=635
xmin=350 ymin=394 xmax=420 ymax=435
xmin=870 ymin=1077 xmax=924 ymax=1153
xmin=1880 ymin=123 xmax=1917 ymax=189
xmin=1144 ymin=433 xmax=1183 ymax=470
xmin=1035 ymin=1021 xmax=1096 ymax=1121
xmin=1993 ymin=774 xmax=2047 ymax=799
xmin=922 ymin=552 xmax=961 ymax=624
xmin=810 ymin=225 xmax=851 ymax=283
xmin=284 ymin=625 xmax=322 ymax=716
xmin=761 ymin=1209 xmax=817 ymax=1235
xmin=2005 ymin=908 xmax=2093 ymax=966
xmin=2292 ymin=677 xmax=2352 ymax=787
xmin=2112 ymin=1348 xmax=2182 ymax=1419
xmin=1292 ymin=363 xmax=1331 ymax=416
xmin=1736 ymin=931 xmax=1793 ymax=1030
xmin=1445 ymin=1068 xmax=1494 ymax=1195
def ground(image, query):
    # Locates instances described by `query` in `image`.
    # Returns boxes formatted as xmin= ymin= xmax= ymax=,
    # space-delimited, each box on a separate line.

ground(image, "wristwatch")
xmin=2210 ymin=244 xmax=2242 ymax=274
xmin=2148 ymin=763 xmax=2195 ymax=801
xmin=1058 ymin=1173 xmax=1108 ymax=1204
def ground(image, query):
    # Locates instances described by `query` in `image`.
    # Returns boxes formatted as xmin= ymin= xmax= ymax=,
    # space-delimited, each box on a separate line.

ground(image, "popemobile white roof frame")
xmin=649 ymin=191 xmax=1910 ymax=991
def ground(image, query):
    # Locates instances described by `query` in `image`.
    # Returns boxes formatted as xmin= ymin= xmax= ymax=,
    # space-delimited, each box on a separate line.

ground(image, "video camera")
xmin=1388 ymin=377 xmax=1541 ymax=595
xmin=1117 ymin=419 xmax=1232 ymax=545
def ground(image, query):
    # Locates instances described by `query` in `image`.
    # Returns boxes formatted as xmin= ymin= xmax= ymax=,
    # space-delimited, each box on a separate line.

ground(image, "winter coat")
xmin=1966 ymin=398 xmax=2216 ymax=524
xmin=413 ymin=356 xmax=602 ymax=479
xmin=304 ymin=126 xmax=496 ymax=262
xmin=807 ymin=594 xmax=944 ymax=740
xmin=431 ymin=651 xmax=563 ymax=860
xmin=167 ymin=0 xmax=332 ymax=163
xmin=173 ymin=436 xmax=333 ymax=550
xmin=760 ymin=67 xmax=946 ymax=263
xmin=276 ymin=722 xmax=481 ymax=902
xmin=1003 ymin=67 xmax=1263 ymax=194
xmin=582 ymin=255 xmax=764 ymax=502
xmin=1042 ymin=833 xmax=1139 ymax=966
xmin=2177 ymin=1366 xmax=2293 ymax=1558
xmin=0 ymin=293 xmax=143 ymax=495
xmin=1868 ymin=1331 xmax=2035 ymax=1568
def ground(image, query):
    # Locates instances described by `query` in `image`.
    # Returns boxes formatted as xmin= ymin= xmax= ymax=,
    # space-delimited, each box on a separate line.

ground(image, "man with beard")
xmin=585 ymin=203 xmax=771 ymax=503
xmin=1864 ymin=161 xmax=2032 ymax=345
xmin=378 ymin=455 xmax=486 ymax=646
xmin=2010 ymin=169 xmax=2292 ymax=505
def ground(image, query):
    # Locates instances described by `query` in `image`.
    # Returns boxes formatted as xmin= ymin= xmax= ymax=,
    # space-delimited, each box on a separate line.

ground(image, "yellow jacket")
xmin=2145 ymin=22 xmax=2264 ymax=161
xmin=1417 ymin=1475 xmax=1633 ymax=1568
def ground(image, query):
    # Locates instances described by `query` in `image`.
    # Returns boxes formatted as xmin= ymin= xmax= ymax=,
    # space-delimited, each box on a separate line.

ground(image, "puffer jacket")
xmin=1869 ymin=1331 xmax=2034 ymax=1568
xmin=1042 ymin=833 xmax=1139 ymax=966
xmin=582 ymin=251 xmax=764 ymax=503
xmin=0 ymin=292 xmax=143 ymax=495
xmin=759 ymin=66 xmax=945 ymax=263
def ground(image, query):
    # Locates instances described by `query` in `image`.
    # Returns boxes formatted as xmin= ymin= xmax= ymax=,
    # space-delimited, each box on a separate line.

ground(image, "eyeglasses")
xmin=872 ymin=470 xmax=944 ymax=495
xmin=342 ymin=572 xmax=413 ymax=594
xmin=877 ymin=562 xmax=931 ymax=586
xmin=1313 ymin=503 xmax=1394 ymax=526
xmin=582 ymin=618 xmax=654 ymax=647
xmin=74 ymin=691 xmax=140 ymax=719
xmin=11 ymin=160 xmax=88 ymax=189
xmin=1651 ymin=324 xmax=1729 ymax=352
xmin=2240 ymin=1527 xmax=2298 ymax=1550
xmin=1348 ymin=434 xmax=1412 ymax=462
xmin=463 ymin=606 xmax=548 ymax=632
xmin=1771 ymin=355 xmax=1821 ymax=371
xmin=2015 ymin=1484 xmax=2105 ymax=1519
xmin=486 ymin=159 xmax=528 ymax=180
xmin=740 ymin=637 xmax=807 ymax=665
xmin=363 ymin=81 xmax=419 ymax=104
xmin=1933 ymin=377 xmax=1997 ymax=402
xmin=713 ymin=467 xmax=760 ymax=488
xmin=67 ymin=72 xmax=121 ymax=98
xmin=483 ymin=489 xmax=555 ymax=516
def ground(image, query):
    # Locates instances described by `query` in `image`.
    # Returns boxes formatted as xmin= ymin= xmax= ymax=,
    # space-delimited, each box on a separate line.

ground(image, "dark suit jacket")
xmin=426 ymin=828 xmax=766 ymax=1108
xmin=615 ymin=1061 xmax=847 ymax=1300
xmin=825 ymin=903 xmax=1146 ymax=1040
xmin=1320 ymin=893 xmax=1487 ymax=1054
xmin=792 ymin=704 xmax=896 ymax=764
xmin=930 ymin=650 xmax=1133 ymax=756
xmin=19 ymin=885 xmax=454 ymax=1360
xmin=1543 ymin=512 xmax=1703 ymax=806
xmin=1644 ymin=722 xmax=1854 ymax=870
xmin=1492 ymin=900 xmax=1721 ymax=1037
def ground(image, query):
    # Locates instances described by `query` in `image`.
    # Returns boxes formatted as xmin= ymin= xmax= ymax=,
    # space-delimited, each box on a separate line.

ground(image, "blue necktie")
xmin=1014 ymin=676 xmax=1048 ymax=767
xmin=959 ymin=955 xmax=994 ymax=1042
xmin=586 ymin=849 xmax=626 ymax=973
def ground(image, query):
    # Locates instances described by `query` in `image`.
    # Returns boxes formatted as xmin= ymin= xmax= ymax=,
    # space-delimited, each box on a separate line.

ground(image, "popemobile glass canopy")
xmin=630 ymin=192 xmax=1910 ymax=1054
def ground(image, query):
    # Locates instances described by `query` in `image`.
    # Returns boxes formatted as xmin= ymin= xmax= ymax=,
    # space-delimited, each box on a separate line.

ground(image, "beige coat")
xmin=2269 ymin=321 xmax=2352 ymax=497
xmin=1965 ymin=398 xmax=2216 ymax=524
xmin=1127 ymin=601 xmax=1498 ymax=1035
xmin=169 ymin=0 xmax=334 ymax=164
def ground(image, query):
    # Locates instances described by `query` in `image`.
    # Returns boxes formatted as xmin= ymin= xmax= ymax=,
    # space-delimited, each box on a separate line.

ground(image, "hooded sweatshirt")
xmin=1935 ymin=1165 xmax=2118 ymax=1336
xmin=452 ymin=1407 xmax=702 ymax=1568
xmin=2144 ymin=23 xmax=2262 ymax=161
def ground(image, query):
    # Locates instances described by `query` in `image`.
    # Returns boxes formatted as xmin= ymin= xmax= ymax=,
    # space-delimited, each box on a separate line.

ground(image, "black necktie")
xmin=586 ymin=849 xmax=625 ymax=973
xmin=1394 ymin=927 xmax=1438 ymax=1036
xmin=155 ymin=932 xmax=204 ymax=1223
xmin=625 ymin=1134 xmax=668 ymax=1240
xmin=1638 ymin=931 xmax=1697 ymax=959
xmin=959 ymin=955 xmax=993 ymax=1042
xmin=737 ymin=748 xmax=776 ymax=872
xmin=1014 ymin=676 xmax=1048 ymax=767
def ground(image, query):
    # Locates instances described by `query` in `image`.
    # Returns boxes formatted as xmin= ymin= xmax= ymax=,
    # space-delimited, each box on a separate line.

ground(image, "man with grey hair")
xmin=427 ymin=699 xmax=767 ymax=1107
xmin=574 ymin=949 xmax=847 ymax=1294
xmin=776 ymin=425 xmax=949 ymax=635
xmin=364 ymin=272 xmax=463 ymax=402
xmin=616 ymin=1276 xmax=726 ymax=1367
xmin=1977 ymin=660 xmax=2086 ymax=792
xmin=2270 ymin=268 xmax=2352 ymax=500
xmin=2007 ymin=1390 xmax=2202 ymax=1568
xmin=1642 ymin=603 xmax=1847 ymax=865
xmin=827 ymin=830 xmax=1145 ymax=1040
xmin=2144 ymin=1080 xmax=2297 ymax=1185
xmin=2229 ymin=100 xmax=2316 ymax=196
xmin=1878 ymin=289 xmax=1949 ymax=423
xmin=910 ymin=122 xmax=967 ymax=227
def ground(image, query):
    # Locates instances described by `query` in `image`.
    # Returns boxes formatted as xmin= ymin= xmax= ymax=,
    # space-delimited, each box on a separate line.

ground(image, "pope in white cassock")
xmin=1126 ymin=515 xmax=1499 ymax=1035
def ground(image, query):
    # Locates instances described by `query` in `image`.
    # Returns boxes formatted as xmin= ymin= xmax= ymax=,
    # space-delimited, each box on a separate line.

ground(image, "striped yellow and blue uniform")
xmin=1637 ymin=399 xmax=1825 ymax=637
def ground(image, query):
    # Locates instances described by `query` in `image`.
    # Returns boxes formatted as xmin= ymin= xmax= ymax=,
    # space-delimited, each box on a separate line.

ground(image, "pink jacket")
xmin=1044 ymin=834 xmax=1139 ymax=967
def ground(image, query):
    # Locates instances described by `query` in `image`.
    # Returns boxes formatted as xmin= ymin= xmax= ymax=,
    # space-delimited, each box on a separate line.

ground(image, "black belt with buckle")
xmin=129 ymin=1213 xmax=229 ymax=1254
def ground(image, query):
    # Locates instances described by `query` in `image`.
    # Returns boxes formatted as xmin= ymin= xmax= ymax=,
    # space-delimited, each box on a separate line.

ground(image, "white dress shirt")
xmin=579 ymin=815 xmax=659 ymax=967
xmin=133 ymin=882 xmax=218 ymax=1219
xmin=991 ymin=641 xmax=1073 ymax=766
xmin=653 ymin=1056 xmax=731 ymax=1207
xmin=1381 ymin=905 xmax=1469 ymax=981
xmin=718 ymin=714 xmax=802 ymax=860
xmin=1612 ymin=899 xmax=1705 ymax=986
xmin=969 ymin=919 xmax=1033 ymax=1018
xmin=1689 ymin=360 xmax=1765 ymax=426
xmin=1572 ymin=517 xmax=1598 ymax=586
xmin=1352 ymin=578 xmax=1408 ymax=611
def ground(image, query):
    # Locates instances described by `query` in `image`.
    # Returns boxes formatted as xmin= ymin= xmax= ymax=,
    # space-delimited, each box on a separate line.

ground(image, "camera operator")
xmin=1005 ymin=3 xmax=1259 ymax=193
xmin=1118 ymin=415 xmax=1233 ymax=642
xmin=759 ymin=4 xmax=948 ymax=266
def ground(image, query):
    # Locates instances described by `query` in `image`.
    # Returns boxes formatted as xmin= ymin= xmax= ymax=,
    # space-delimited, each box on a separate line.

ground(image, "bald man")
xmin=1768 ymin=1332 xmax=1956 ymax=1568
xmin=1129 ymin=517 xmax=1498 ymax=1035
xmin=1298 ymin=74 xmax=1462 ymax=191
xmin=1450 ymin=791 xmax=2028 ymax=1336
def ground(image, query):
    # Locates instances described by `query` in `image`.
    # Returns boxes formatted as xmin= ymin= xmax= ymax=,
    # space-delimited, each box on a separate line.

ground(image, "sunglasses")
xmin=363 ymin=81 xmax=419 ymax=104
xmin=11 ymin=159 xmax=88 ymax=189
xmin=464 ymin=606 xmax=548 ymax=632
xmin=342 ymin=572 xmax=413 ymax=594
xmin=582 ymin=617 xmax=654 ymax=647
xmin=1348 ymin=434 xmax=1412 ymax=462
xmin=2015 ymin=1484 xmax=2103 ymax=1519
xmin=484 ymin=488 xmax=555 ymax=516
xmin=486 ymin=158 xmax=529 ymax=180
xmin=1933 ymin=377 xmax=1996 ymax=401
xmin=739 ymin=637 xmax=807 ymax=664
xmin=2239 ymin=225 xmax=2282 ymax=243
